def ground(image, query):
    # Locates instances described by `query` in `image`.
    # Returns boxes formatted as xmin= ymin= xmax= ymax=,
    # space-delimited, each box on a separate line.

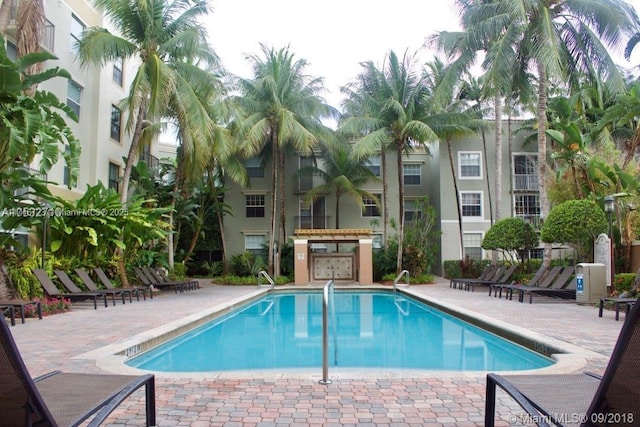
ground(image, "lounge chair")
xmin=464 ymin=264 xmax=518 ymax=292
xmin=599 ymin=297 xmax=637 ymax=321
xmin=489 ymin=265 xmax=547 ymax=298
xmin=74 ymin=268 xmax=131 ymax=304
xmin=32 ymin=269 xmax=107 ymax=310
xmin=449 ymin=264 xmax=498 ymax=289
xmin=134 ymin=267 xmax=183 ymax=293
xmin=1 ymin=305 xmax=15 ymax=326
xmin=0 ymin=311 xmax=156 ymax=426
xmin=54 ymin=270 xmax=112 ymax=308
xmin=1 ymin=265 xmax=43 ymax=323
xmin=498 ymin=266 xmax=563 ymax=302
xmin=144 ymin=267 xmax=199 ymax=290
xmin=516 ymin=266 xmax=575 ymax=303
xmin=485 ymin=297 xmax=640 ymax=427
xmin=93 ymin=267 xmax=151 ymax=300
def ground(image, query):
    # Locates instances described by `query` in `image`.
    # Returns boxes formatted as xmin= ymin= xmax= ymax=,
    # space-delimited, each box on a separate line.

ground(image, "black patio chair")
xmin=93 ymin=267 xmax=151 ymax=301
xmin=0 ymin=309 xmax=156 ymax=426
xmin=32 ymin=269 xmax=108 ymax=310
xmin=485 ymin=297 xmax=640 ymax=426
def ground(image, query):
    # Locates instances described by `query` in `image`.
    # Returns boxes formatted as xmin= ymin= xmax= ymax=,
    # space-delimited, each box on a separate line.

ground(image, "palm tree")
xmin=297 ymin=139 xmax=379 ymax=229
xmin=447 ymin=0 xmax=639 ymax=266
xmin=341 ymin=50 xmax=440 ymax=273
xmin=77 ymin=0 xmax=220 ymax=204
xmin=233 ymin=45 xmax=335 ymax=276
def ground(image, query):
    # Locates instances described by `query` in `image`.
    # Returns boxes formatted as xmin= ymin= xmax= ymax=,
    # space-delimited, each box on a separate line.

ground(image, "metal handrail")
xmin=319 ymin=279 xmax=336 ymax=385
xmin=257 ymin=270 xmax=275 ymax=288
xmin=393 ymin=270 xmax=410 ymax=293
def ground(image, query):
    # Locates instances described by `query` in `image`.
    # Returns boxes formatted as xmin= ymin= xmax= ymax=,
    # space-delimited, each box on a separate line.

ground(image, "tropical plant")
xmin=451 ymin=0 xmax=639 ymax=267
xmin=233 ymin=44 xmax=335 ymax=276
xmin=482 ymin=217 xmax=539 ymax=264
xmin=540 ymin=199 xmax=608 ymax=263
xmin=402 ymin=197 xmax=441 ymax=275
xmin=76 ymin=0 xmax=221 ymax=204
xmin=340 ymin=50 xmax=440 ymax=273
xmin=297 ymin=139 xmax=379 ymax=228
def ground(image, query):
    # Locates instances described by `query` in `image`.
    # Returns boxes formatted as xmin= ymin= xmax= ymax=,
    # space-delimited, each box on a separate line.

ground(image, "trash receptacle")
xmin=575 ymin=263 xmax=607 ymax=304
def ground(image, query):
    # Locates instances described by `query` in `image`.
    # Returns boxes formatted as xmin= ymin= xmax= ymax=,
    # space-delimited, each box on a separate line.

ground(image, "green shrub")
xmin=614 ymin=273 xmax=637 ymax=296
xmin=443 ymin=257 xmax=491 ymax=279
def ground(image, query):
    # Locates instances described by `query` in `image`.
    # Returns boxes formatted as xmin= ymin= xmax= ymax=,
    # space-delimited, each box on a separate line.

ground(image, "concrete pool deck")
xmin=8 ymin=277 xmax=625 ymax=426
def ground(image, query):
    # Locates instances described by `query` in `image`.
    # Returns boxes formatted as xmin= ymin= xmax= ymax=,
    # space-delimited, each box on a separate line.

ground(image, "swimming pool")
xmin=127 ymin=291 xmax=554 ymax=372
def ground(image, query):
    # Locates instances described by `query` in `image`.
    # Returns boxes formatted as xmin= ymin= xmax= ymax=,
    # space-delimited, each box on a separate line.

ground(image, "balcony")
xmin=5 ymin=2 xmax=55 ymax=53
xmin=295 ymin=215 xmax=330 ymax=229
xmin=6 ymin=165 xmax=46 ymax=199
xmin=513 ymin=174 xmax=539 ymax=191
xmin=138 ymin=152 xmax=160 ymax=169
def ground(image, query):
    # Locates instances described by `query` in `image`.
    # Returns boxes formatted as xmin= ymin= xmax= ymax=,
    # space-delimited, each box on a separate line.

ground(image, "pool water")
xmin=128 ymin=291 xmax=554 ymax=372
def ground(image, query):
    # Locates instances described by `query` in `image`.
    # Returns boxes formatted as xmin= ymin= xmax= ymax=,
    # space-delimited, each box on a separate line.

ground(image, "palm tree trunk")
xmin=381 ymin=150 xmax=389 ymax=249
xmin=276 ymin=148 xmax=286 ymax=277
xmin=447 ymin=138 xmax=465 ymax=259
xmin=396 ymin=144 xmax=405 ymax=274
xmin=16 ymin=0 xmax=44 ymax=94
xmin=268 ymin=134 xmax=278 ymax=276
xmin=482 ymin=128 xmax=493 ymax=225
xmin=0 ymin=0 xmax=12 ymax=34
xmin=119 ymin=101 xmax=147 ymax=204
xmin=335 ymin=193 xmax=341 ymax=229
xmin=537 ymin=63 xmax=551 ymax=268
xmin=493 ymin=96 xmax=502 ymax=223
xmin=217 ymin=206 xmax=228 ymax=274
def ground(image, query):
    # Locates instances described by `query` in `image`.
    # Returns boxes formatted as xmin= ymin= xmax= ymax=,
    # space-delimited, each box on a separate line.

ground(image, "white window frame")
xmin=244 ymin=234 xmax=266 ymax=254
xmin=67 ymin=80 xmax=82 ymax=118
xmin=245 ymin=156 xmax=264 ymax=178
xmin=460 ymin=191 xmax=482 ymax=219
xmin=245 ymin=194 xmax=266 ymax=218
xmin=362 ymin=194 xmax=381 ymax=218
xmin=403 ymin=199 xmax=422 ymax=222
xmin=402 ymin=163 xmax=421 ymax=185
xmin=463 ymin=232 xmax=484 ymax=260
xmin=365 ymin=155 xmax=381 ymax=177
xmin=69 ymin=14 xmax=85 ymax=53
xmin=458 ymin=151 xmax=482 ymax=179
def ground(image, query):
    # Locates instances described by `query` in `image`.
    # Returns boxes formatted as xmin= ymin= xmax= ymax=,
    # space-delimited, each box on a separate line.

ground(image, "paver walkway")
xmin=7 ymin=277 xmax=625 ymax=426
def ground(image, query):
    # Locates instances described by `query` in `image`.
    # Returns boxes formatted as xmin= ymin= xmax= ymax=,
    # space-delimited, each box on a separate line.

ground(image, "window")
xmin=404 ymin=199 xmax=422 ymax=222
xmin=298 ymin=156 xmax=314 ymax=192
xmin=113 ymin=57 xmax=123 ymax=86
xmin=108 ymin=162 xmax=120 ymax=191
xmin=245 ymin=194 xmax=265 ymax=218
xmin=459 ymin=152 xmax=482 ymax=178
xmin=362 ymin=194 xmax=380 ymax=217
xmin=63 ymin=146 xmax=71 ymax=187
xmin=403 ymin=163 xmax=421 ymax=185
xmin=463 ymin=232 xmax=483 ymax=260
xmin=245 ymin=156 xmax=264 ymax=178
xmin=365 ymin=155 xmax=381 ymax=177
xmin=513 ymin=154 xmax=539 ymax=190
xmin=461 ymin=192 xmax=482 ymax=217
xmin=372 ymin=234 xmax=383 ymax=249
xmin=110 ymin=105 xmax=122 ymax=141
xmin=67 ymin=80 xmax=82 ymax=118
xmin=6 ymin=41 xmax=17 ymax=61
xmin=244 ymin=234 xmax=266 ymax=256
xmin=514 ymin=194 xmax=541 ymax=217
xmin=70 ymin=14 xmax=85 ymax=52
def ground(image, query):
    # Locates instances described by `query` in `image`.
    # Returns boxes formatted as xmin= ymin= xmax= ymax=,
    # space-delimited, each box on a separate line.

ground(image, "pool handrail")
xmin=257 ymin=270 xmax=275 ymax=288
xmin=394 ymin=270 xmax=410 ymax=293
xmin=319 ymin=279 xmax=336 ymax=385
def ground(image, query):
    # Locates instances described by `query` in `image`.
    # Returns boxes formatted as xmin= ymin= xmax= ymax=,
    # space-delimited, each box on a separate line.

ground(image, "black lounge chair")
xmin=1 ymin=265 xmax=43 ymax=324
xmin=485 ymin=297 xmax=640 ymax=427
xmin=32 ymin=269 xmax=107 ymax=310
xmin=516 ymin=266 xmax=575 ymax=303
xmin=1 ymin=305 xmax=15 ymax=326
xmin=464 ymin=264 xmax=518 ymax=292
xmin=54 ymin=270 xmax=111 ymax=308
xmin=599 ymin=297 xmax=637 ymax=321
xmin=93 ymin=267 xmax=151 ymax=300
xmin=0 ymin=310 xmax=156 ymax=426
xmin=489 ymin=265 xmax=548 ymax=298
xmin=134 ymin=267 xmax=183 ymax=293
xmin=449 ymin=264 xmax=498 ymax=289
xmin=499 ymin=266 xmax=563 ymax=302
xmin=74 ymin=268 xmax=132 ymax=304
xmin=145 ymin=267 xmax=199 ymax=290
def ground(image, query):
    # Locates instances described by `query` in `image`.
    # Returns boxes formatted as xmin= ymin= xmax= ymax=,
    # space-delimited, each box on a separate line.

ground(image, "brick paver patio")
xmin=7 ymin=277 xmax=624 ymax=426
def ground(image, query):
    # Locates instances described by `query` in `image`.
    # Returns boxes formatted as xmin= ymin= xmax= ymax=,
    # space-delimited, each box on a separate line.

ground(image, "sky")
xmin=205 ymin=0 xmax=461 ymax=110
xmin=205 ymin=0 xmax=640 ymax=113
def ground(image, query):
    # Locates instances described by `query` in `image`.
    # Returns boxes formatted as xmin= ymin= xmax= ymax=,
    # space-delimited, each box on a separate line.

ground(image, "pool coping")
xmin=76 ymin=285 xmax=607 ymax=380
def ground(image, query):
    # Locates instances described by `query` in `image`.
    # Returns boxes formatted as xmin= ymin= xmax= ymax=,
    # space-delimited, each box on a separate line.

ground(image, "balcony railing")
xmin=513 ymin=174 xmax=539 ymax=191
xmin=6 ymin=165 xmax=46 ymax=199
xmin=295 ymin=215 xmax=330 ymax=229
xmin=6 ymin=2 xmax=55 ymax=53
xmin=138 ymin=152 xmax=160 ymax=169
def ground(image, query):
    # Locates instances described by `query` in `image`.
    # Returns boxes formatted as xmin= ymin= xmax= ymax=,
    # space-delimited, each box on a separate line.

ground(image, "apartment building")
xmin=2 ymin=0 xmax=171 ymax=199
xmin=222 ymin=120 xmax=542 ymax=276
